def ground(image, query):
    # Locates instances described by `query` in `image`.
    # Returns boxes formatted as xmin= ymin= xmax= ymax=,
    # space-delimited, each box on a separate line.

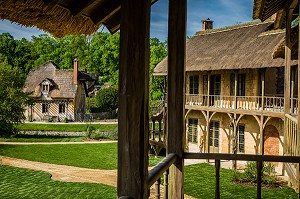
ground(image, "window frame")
xmin=189 ymin=75 xmax=199 ymax=95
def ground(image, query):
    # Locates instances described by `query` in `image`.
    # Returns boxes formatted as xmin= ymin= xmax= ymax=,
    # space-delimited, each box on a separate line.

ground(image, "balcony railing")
xmin=186 ymin=94 xmax=298 ymax=114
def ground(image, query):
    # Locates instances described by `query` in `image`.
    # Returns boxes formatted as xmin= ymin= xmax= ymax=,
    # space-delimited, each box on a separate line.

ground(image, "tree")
xmin=0 ymin=61 xmax=29 ymax=135
xmin=87 ymin=32 xmax=120 ymax=85
xmin=94 ymin=86 xmax=118 ymax=112
xmin=149 ymin=38 xmax=167 ymax=101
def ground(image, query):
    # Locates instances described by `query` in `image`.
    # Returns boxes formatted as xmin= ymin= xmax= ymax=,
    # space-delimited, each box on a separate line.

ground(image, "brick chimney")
xmin=73 ymin=59 xmax=78 ymax=84
xmin=202 ymin=18 xmax=213 ymax=31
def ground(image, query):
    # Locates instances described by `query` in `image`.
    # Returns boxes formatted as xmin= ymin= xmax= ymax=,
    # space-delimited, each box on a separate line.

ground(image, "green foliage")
xmin=0 ymin=165 xmax=117 ymax=199
xmin=0 ymin=135 xmax=84 ymax=142
xmin=17 ymin=123 xmax=118 ymax=133
xmin=87 ymin=32 xmax=120 ymax=85
xmin=235 ymin=161 xmax=277 ymax=186
xmin=95 ymin=86 xmax=118 ymax=112
xmin=150 ymin=38 xmax=167 ymax=101
xmin=0 ymin=61 xmax=30 ymax=135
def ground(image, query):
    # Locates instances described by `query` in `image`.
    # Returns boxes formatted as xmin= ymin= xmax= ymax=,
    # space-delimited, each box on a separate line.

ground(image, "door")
xmin=209 ymin=121 xmax=219 ymax=153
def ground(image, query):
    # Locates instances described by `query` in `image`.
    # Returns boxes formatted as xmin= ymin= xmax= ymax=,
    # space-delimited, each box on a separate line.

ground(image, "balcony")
xmin=186 ymin=94 xmax=298 ymax=116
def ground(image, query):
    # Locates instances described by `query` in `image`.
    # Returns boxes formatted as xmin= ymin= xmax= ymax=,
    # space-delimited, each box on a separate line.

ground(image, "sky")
xmin=0 ymin=0 xmax=254 ymax=42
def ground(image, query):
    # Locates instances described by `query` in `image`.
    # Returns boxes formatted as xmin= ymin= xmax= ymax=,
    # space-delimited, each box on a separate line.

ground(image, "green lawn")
xmin=185 ymin=163 xmax=298 ymax=199
xmin=17 ymin=123 xmax=118 ymax=132
xmin=0 ymin=165 xmax=116 ymax=199
xmin=0 ymin=143 xmax=163 ymax=169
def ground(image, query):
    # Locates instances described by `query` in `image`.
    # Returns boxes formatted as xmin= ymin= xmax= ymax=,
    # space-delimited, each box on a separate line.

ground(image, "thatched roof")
xmin=154 ymin=22 xmax=295 ymax=75
xmin=24 ymin=62 xmax=97 ymax=99
xmin=0 ymin=0 xmax=156 ymax=38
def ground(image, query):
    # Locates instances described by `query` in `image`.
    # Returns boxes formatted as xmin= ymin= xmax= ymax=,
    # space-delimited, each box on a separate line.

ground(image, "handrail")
xmin=184 ymin=152 xmax=300 ymax=163
xmin=148 ymin=153 xmax=177 ymax=188
xmin=285 ymin=114 xmax=298 ymax=124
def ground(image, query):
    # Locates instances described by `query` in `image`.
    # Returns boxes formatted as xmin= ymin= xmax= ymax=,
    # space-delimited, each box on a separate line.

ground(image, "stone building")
xmin=23 ymin=60 xmax=98 ymax=122
xmin=154 ymin=20 xmax=298 ymax=169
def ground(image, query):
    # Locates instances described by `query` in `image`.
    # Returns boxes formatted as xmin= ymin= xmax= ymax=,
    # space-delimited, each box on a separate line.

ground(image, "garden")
xmin=0 ymin=140 xmax=298 ymax=198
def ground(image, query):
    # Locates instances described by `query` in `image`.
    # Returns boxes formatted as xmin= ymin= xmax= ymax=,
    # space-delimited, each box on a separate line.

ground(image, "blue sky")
xmin=0 ymin=0 xmax=254 ymax=41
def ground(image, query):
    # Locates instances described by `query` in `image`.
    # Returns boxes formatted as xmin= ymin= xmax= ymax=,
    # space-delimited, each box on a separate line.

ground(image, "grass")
xmin=17 ymin=123 xmax=118 ymax=132
xmin=0 ymin=135 xmax=84 ymax=142
xmin=0 ymin=165 xmax=116 ymax=199
xmin=0 ymin=143 xmax=164 ymax=170
xmin=184 ymin=163 xmax=298 ymax=199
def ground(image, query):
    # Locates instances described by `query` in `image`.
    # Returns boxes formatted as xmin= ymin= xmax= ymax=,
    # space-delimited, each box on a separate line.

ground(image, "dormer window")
xmin=40 ymin=78 xmax=55 ymax=96
xmin=42 ymin=84 xmax=49 ymax=92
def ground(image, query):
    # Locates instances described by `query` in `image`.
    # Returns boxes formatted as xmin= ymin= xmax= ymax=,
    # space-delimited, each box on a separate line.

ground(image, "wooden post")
xmin=259 ymin=116 xmax=264 ymax=155
xmin=284 ymin=9 xmax=292 ymax=115
xmin=297 ymin=2 xmax=300 ymax=192
xmin=261 ymin=69 xmax=265 ymax=111
xmin=207 ymin=72 xmax=211 ymax=107
xmin=167 ymin=0 xmax=187 ymax=198
xmin=117 ymin=0 xmax=151 ymax=198
xmin=291 ymin=67 xmax=295 ymax=111
xmin=234 ymin=70 xmax=238 ymax=109
xmin=260 ymin=69 xmax=265 ymax=155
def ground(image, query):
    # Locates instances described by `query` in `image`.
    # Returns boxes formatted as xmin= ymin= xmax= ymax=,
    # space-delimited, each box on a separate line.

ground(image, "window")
xmin=189 ymin=75 xmax=199 ymax=94
xmin=42 ymin=84 xmax=49 ymax=92
xmin=42 ymin=103 xmax=48 ymax=113
xmin=230 ymin=73 xmax=245 ymax=96
xmin=59 ymin=104 xmax=65 ymax=113
xmin=238 ymin=125 xmax=245 ymax=153
xmin=209 ymin=121 xmax=219 ymax=147
xmin=188 ymin=118 xmax=198 ymax=143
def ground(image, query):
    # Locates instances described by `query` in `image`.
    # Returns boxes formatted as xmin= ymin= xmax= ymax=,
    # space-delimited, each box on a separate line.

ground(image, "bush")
xmin=234 ymin=161 xmax=277 ymax=186
xmin=95 ymin=86 xmax=118 ymax=112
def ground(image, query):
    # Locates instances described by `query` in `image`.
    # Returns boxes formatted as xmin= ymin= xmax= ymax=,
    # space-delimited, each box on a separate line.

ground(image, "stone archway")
xmin=263 ymin=125 xmax=279 ymax=156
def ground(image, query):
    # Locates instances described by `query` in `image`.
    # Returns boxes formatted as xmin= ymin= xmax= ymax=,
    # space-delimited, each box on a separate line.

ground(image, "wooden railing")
xmin=183 ymin=153 xmax=300 ymax=199
xmin=186 ymin=94 xmax=288 ymax=113
xmin=148 ymin=153 xmax=177 ymax=199
xmin=285 ymin=114 xmax=299 ymax=156
xmin=145 ymin=153 xmax=300 ymax=199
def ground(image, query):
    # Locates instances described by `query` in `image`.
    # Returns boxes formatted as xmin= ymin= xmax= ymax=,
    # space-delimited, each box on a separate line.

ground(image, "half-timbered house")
xmin=154 ymin=20 xmax=298 ymax=172
xmin=24 ymin=60 xmax=97 ymax=121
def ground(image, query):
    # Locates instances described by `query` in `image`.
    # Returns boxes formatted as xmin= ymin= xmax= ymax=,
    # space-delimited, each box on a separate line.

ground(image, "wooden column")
xmin=117 ymin=0 xmax=151 ymax=198
xmin=234 ymin=70 xmax=238 ymax=109
xmin=207 ymin=72 xmax=211 ymax=107
xmin=167 ymin=0 xmax=187 ymax=198
xmin=260 ymin=69 xmax=265 ymax=155
xmin=284 ymin=9 xmax=292 ymax=115
xmin=261 ymin=69 xmax=265 ymax=111
xmin=291 ymin=67 xmax=295 ymax=111
xmin=297 ymin=1 xmax=300 ymax=192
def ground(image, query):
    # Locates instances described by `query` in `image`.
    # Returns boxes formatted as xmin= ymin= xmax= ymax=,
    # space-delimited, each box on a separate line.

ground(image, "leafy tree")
xmin=94 ymin=86 xmax=118 ymax=112
xmin=0 ymin=61 xmax=30 ymax=135
xmin=87 ymin=32 xmax=120 ymax=85
xmin=149 ymin=38 xmax=167 ymax=101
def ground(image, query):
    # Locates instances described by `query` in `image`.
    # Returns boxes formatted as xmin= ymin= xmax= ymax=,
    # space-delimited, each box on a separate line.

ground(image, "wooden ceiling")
xmin=0 ymin=0 xmax=155 ymax=37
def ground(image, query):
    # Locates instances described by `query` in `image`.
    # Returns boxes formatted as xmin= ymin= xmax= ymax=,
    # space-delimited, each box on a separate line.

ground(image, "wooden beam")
xmin=103 ymin=11 xmax=121 ymax=34
xmin=117 ymin=0 xmax=151 ymax=197
xmin=90 ymin=0 xmax=120 ymax=25
xmin=69 ymin=0 xmax=95 ymax=17
xmin=167 ymin=0 xmax=187 ymax=198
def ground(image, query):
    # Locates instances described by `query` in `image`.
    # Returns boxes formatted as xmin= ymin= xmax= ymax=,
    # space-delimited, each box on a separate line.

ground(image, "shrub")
xmin=234 ymin=161 xmax=277 ymax=186
xmin=95 ymin=86 xmax=118 ymax=112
